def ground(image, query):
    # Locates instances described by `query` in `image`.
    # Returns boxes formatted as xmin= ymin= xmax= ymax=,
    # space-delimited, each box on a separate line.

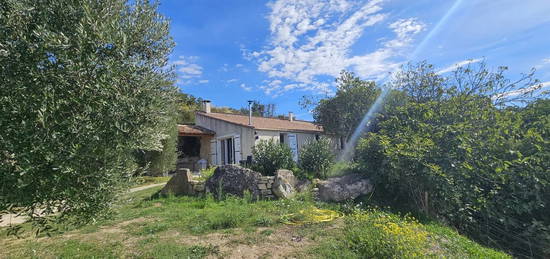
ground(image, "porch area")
xmin=177 ymin=124 xmax=215 ymax=172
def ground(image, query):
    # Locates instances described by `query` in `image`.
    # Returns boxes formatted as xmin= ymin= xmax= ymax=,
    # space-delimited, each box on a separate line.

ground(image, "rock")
xmin=276 ymin=169 xmax=298 ymax=186
xmin=191 ymin=181 xmax=205 ymax=192
xmin=159 ymin=168 xmax=195 ymax=196
xmin=272 ymin=169 xmax=297 ymax=199
xmin=316 ymin=173 xmax=373 ymax=202
xmin=205 ymin=165 xmax=262 ymax=199
xmin=296 ymin=179 xmax=312 ymax=192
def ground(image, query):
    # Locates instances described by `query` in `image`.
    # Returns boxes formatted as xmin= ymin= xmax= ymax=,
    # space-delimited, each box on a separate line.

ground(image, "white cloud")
xmin=240 ymin=83 xmax=252 ymax=92
xmin=172 ymin=56 xmax=203 ymax=79
xmin=251 ymin=0 xmax=425 ymax=96
xmin=198 ymin=80 xmax=209 ymax=84
xmin=236 ymin=64 xmax=244 ymax=68
xmin=437 ymin=58 xmax=483 ymax=75
xmin=227 ymin=78 xmax=239 ymax=83
xmin=219 ymin=63 xmax=230 ymax=72
xmin=534 ymin=58 xmax=550 ymax=69
xmin=492 ymin=81 xmax=550 ymax=100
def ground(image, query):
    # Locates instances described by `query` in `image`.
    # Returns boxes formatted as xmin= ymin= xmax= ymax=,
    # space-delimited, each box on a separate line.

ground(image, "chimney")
xmin=202 ymin=100 xmax=211 ymax=113
xmin=288 ymin=112 xmax=294 ymax=122
xmin=248 ymin=100 xmax=253 ymax=125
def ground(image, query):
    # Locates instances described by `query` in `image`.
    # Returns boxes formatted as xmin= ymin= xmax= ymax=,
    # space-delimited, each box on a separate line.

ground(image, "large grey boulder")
xmin=159 ymin=168 xmax=195 ymax=196
xmin=272 ymin=169 xmax=297 ymax=199
xmin=317 ymin=173 xmax=373 ymax=202
xmin=205 ymin=165 xmax=262 ymax=199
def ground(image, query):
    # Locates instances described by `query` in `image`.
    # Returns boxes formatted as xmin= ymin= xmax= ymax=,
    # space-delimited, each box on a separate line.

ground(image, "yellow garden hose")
xmin=282 ymin=207 xmax=343 ymax=225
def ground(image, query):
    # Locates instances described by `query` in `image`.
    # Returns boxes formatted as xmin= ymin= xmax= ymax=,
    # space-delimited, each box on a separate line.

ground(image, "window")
xmin=315 ymin=134 xmax=320 ymax=141
xmin=220 ymin=137 xmax=235 ymax=165
xmin=280 ymin=133 xmax=285 ymax=144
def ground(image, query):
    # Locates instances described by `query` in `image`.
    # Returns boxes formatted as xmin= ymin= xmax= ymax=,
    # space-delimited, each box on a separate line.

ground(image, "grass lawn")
xmin=0 ymin=186 xmax=510 ymax=258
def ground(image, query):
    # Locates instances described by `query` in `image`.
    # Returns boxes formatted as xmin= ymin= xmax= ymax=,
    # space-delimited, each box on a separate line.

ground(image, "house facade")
xmin=177 ymin=101 xmax=340 ymax=169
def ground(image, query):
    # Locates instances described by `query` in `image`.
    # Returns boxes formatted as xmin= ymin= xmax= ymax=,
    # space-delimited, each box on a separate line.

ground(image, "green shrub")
xmin=140 ymin=123 xmax=179 ymax=176
xmin=352 ymin=61 xmax=550 ymax=257
xmin=196 ymin=166 xmax=216 ymax=181
xmin=299 ymin=137 xmax=335 ymax=179
xmin=356 ymin=97 xmax=550 ymax=257
xmin=344 ymin=210 xmax=430 ymax=258
xmin=251 ymin=139 xmax=295 ymax=175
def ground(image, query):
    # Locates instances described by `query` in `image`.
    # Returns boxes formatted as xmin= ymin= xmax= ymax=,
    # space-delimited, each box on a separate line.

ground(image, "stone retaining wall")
xmin=166 ymin=166 xmax=320 ymax=200
xmin=189 ymin=180 xmax=205 ymax=194
xmin=257 ymin=176 xmax=275 ymax=199
xmin=187 ymin=176 xmax=276 ymax=199
xmin=163 ymin=166 xmax=371 ymax=202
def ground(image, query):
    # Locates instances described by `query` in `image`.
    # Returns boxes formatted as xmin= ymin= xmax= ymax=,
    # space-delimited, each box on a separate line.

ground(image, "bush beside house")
xmin=298 ymin=137 xmax=335 ymax=179
xmin=250 ymin=139 xmax=295 ymax=175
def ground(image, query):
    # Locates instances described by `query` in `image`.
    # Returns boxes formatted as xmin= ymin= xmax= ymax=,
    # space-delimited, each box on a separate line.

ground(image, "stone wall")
xmin=257 ymin=176 xmax=275 ymax=199
xmin=190 ymin=175 xmax=276 ymax=199
xmin=189 ymin=180 xmax=205 ymax=194
xmin=163 ymin=166 xmax=334 ymax=201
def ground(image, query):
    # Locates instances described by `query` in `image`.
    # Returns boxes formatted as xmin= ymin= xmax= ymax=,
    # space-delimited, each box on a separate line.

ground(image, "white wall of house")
xmin=196 ymin=113 xmax=254 ymax=165
xmin=254 ymin=130 xmax=341 ymax=162
xmin=196 ymin=113 xmax=341 ymax=166
xmin=255 ymin=129 xmax=317 ymax=150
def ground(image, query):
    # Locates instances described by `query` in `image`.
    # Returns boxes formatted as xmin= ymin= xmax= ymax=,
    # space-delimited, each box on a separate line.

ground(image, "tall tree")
xmin=0 ymin=0 xmax=176 ymax=231
xmin=304 ymin=71 xmax=382 ymax=140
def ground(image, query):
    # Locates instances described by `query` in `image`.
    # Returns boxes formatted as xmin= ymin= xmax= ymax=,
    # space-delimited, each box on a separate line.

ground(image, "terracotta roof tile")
xmin=178 ymin=124 xmax=215 ymax=136
xmin=197 ymin=112 xmax=323 ymax=133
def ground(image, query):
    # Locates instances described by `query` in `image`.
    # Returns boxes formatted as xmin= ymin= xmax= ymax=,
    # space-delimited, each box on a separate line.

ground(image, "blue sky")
xmin=159 ymin=0 xmax=550 ymax=120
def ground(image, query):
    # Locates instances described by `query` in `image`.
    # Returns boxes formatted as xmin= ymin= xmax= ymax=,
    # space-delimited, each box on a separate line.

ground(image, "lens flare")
xmin=338 ymin=0 xmax=464 ymax=161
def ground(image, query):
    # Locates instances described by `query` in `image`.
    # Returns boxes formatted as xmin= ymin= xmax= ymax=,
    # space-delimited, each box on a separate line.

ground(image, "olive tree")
xmin=0 ymin=0 xmax=177 ymax=232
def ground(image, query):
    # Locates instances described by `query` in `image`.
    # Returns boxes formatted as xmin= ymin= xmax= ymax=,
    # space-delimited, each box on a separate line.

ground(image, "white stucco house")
xmin=177 ymin=101 xmax=340 ymax=170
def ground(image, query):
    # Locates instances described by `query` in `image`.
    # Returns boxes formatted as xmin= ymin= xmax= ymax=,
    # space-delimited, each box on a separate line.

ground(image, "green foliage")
xmin=176 ymin=92 xmax=202 ymax=124
xmin=310 ymin=208 xmax=509 ymax=259
xmin=299 ymin=137 xmax=335 ymax=179
xmin=355 ymin=61 xmax=550 ymax=257
xmin=0 ymin=0 xmax=176 ymax=230
xmin=306 ymin=71 xmax=381 ymax=139
xmin=238 ymin=100 xmax=276 ymax=117
xmin=251 ymin=139 xmax=295 ymax=175
xmin=302 ymin=71 xmax=408 ymax=140
xmin=135 ymin=109 xmax=179 ymax=176
xmin=196 ymin=166 xmax=216 ymax=181
xmin=345 ymin=210 xmax=430 ymax=258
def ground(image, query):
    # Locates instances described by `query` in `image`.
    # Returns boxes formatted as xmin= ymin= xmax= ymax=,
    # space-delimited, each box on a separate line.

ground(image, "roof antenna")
xmin=247 ymin=100 xmax=253 ymax=125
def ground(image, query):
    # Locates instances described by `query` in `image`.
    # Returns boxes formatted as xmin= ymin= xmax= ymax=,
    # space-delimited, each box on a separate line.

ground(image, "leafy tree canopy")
xmin=0 ymin=0 xmax=176 ymax=232
xmin=355 ymin=60 xmax=549 ymax=257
